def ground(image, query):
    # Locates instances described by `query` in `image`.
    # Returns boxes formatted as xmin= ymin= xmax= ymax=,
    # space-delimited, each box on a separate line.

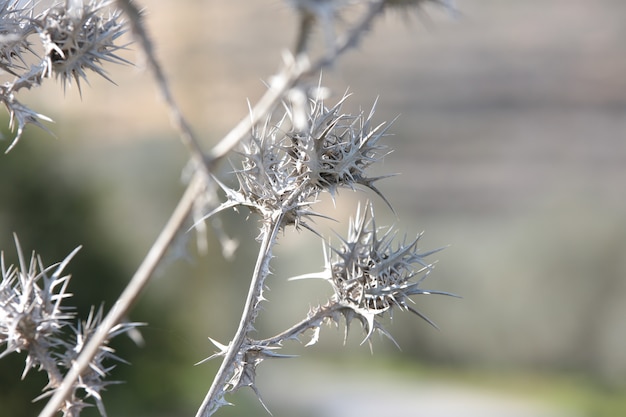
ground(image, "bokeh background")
xmin=2 ymin=0 xmax=626 ymax=416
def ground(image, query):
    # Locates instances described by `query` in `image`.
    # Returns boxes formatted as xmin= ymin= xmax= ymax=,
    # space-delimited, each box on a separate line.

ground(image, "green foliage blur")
xmin=0 ymin=127 xmax=191 ymax=417
xmin=0 ymin=125 xmax=263 ymax=417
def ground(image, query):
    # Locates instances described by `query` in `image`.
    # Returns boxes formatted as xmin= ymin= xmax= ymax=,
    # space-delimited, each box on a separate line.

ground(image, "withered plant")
xmin=0 ymin=1 xmax=458 ymax=416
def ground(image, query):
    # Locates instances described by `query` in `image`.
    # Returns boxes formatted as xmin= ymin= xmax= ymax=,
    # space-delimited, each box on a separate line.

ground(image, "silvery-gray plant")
xmin=0 ymin=0 xmax=458 ymax=416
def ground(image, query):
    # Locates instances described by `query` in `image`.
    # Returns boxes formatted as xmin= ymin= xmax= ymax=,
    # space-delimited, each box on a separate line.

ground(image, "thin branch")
xmin=37 ymin=172 xmax=206 ymax=417
xmin=257 ymin=302 xmax=343 ymax=347
xmin=192 ymin=3 xmax=389 ymax=414
xmin=114 ymin=0 xmax=388 ymax=172
xmin=205 ymin=0 xmax=386 ymax=166
xmin=37 ymin=2 xmax=389 ymax=416
xmin=195 ymin=213 xmax=284 ymax=417
xmin=114 ymin=0 xmax=210 ymax=175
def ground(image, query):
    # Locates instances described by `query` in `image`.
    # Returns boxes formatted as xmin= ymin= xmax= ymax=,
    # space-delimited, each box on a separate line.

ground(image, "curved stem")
xmin=195 ymin=213 xmax=284 ymax=417
xmin=38 ymin=1 xmax=387 ymax=415
xmin=258 ymin=302 xmax=343 ymax=348
xmin=115 ymin=0 xmax=210 ymax=175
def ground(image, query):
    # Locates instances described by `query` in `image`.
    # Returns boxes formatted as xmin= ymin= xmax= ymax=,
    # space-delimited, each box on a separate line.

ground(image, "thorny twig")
xmin=0 ymin=0 xmax=457 ymax=416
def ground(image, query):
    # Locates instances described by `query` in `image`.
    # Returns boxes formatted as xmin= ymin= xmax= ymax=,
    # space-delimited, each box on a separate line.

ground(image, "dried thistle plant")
xmin=0 ymin=0 xmax=128 ymax=152
xmin=0 ymin=0 xmax=458 ymax=416
xmin=0 ymin=235 xmax=141 ymax=417
xmin=298 ymin=202 xmax=457 ymax=343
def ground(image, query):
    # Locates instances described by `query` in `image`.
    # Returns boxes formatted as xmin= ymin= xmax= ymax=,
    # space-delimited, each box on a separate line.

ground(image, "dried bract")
xmin=47 ymin=306 xmax=140 ymax=417
xmin=0 ymin=236 xmax=141 ymax=417
xmin=0 ymin=1 xmax=129 ymax=151
xmin=0 ymin=1 xmax=37 ymax=75
xmin=290 ymin=93 xmax=393 ymax=203
xmin=293 ymin=202 xmax=456 ymax=344
xmin=0 ymin=236 xmax=78 ymax=381
xmin=202 ymin=91 xmax=392 ymax=232
xmin=40 ymin=1 xmax=129 ymax=93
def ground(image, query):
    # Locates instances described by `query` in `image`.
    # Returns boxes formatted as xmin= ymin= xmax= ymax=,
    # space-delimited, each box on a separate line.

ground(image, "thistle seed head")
xmin=0 ymin=236 xmax=78 ymax=379
xmin=227 ymin=113 xmax=317 ymax=229
xmin=1 ymin=236 xmax=142 ymax=416
xmin=325 ymin=202 xmax=454 ymax=339
xmin=0 ymin=1 xmax=37 ymax=76
xmin=329 ymin=202 xmax=431 ymax=310
xmin=207 ymin=89 xmax=392 ymax=231
xmin=290 ymin=93 xmax=392 ymax=201
xmin=40 ymin=1 xmax=129 ymax=93
xmin=50 ymin=305 xmax=140 ymax=417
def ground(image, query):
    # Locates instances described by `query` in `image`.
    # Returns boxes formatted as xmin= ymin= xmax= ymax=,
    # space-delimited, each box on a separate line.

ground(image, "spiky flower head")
xmin=0 ymin=1 xmax=129 ymax=151
xmin=0 ymin=236 xmax=141 ymax=417
xmin=40 ymin=0 xmax=129 ymax=93
xmin=299 ymin=202 xmax=456 ymax=343
xmin=48 ymin=305 xmax=139 ymax=417
xmin=204 ymin=90 xmax=392 ymax=231
xmin=0 ymin=235 xmax=78 ymax=382
xmin=290 ymin=92 xmax=393 ymax=203
xmin=0 ymin=1 xmax=37 ymax=76
xmin=201 ymin=112 xmax=318 ymax=231
xmin=237 ymin=114 xmax=315 ymax=225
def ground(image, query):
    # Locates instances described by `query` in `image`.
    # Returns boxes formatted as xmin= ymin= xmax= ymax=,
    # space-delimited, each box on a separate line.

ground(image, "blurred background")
xmin=1 ymin=0 xmax=626 ymax=416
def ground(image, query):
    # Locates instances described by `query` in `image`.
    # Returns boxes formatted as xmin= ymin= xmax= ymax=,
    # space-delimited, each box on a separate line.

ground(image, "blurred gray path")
xmin=258 ymin=361 xmax=576 ymax=417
